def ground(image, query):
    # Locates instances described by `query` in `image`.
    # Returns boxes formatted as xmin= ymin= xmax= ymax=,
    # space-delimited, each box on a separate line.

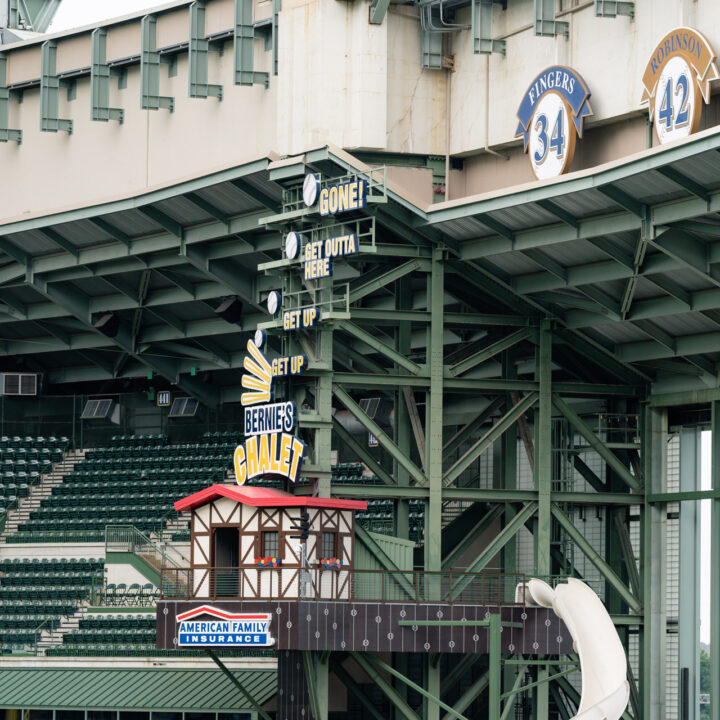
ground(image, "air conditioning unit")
xmin=168 ymin=397 xmax=204 ymax=421
xmin=81 ymin=399 xmax=119 ymax=424
xmin=0 ymin=373 xmax=39 ymax=396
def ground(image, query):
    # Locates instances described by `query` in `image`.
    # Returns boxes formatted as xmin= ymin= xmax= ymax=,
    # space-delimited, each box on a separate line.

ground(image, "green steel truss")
xmin=0 ymin=140 xmax=717 ymax=719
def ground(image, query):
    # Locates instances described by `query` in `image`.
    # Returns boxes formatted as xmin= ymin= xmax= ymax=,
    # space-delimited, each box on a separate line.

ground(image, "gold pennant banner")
xmin=641 ymin=27 xmax=720 ymax=117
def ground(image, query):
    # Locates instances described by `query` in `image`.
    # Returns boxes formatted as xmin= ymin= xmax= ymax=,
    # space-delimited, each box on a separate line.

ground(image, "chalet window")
xmin=262 ymin=531 xmax=279 ymax=557
xmin=321 ymin=531 xmax=337 ymax=559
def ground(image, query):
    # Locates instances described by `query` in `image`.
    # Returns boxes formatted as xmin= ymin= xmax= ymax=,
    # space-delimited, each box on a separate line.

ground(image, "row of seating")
xmin=0 ymin=436 xmax=69 ymax=450
xmin=76 ymin=450 xmax=232 ymax=472
xmin=109 ymin=434 xmax=167 ymax=447
xmin=58 ymin=471 xmax=221 ymax=486
xmin=87 ymin=444 xmax=236 ymax=459
xmin=0 ymin=448 xmax=64 ymax=461
xmin=0 ymin=557 xmax=104 ymax=570
xmin=0 ymin=556 xmax=102 ymax=651
xmin=78 ymin=615 xmax=155 ymax=630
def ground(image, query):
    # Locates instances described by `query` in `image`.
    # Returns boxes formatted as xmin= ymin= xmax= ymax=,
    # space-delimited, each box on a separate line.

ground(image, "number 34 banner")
xmin=515 ymin=66 xmax=593 ymax=181
xmin=641 ymin=27 xmax=719 ymax=145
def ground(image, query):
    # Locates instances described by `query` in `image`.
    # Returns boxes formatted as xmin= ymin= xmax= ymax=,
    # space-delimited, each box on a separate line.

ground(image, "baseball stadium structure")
xmin=0 ymin=1 xmax=718 ymax=719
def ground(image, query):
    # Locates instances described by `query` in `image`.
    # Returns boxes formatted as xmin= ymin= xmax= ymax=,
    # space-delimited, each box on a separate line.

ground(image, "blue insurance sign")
xmin=176 ymin=605 xmax=275 ymax=647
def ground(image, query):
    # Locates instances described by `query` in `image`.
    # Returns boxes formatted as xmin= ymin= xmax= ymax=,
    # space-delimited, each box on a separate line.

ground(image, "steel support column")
xmin=641 ymin=406 xmax=667 ymax=720
xmin=711 ymin=403 xmax=720 ymax=720
xmin=679 ymin=427 xmax=701 ymax=720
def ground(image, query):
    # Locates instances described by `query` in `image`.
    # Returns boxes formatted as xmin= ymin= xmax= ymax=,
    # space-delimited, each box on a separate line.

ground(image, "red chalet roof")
xmin=174 ymin=484 xmax=368 ymax=512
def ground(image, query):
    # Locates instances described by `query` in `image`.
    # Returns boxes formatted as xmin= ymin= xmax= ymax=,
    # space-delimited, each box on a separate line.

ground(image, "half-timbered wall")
xmin=189 ymin=500 xmax=355 ymax=601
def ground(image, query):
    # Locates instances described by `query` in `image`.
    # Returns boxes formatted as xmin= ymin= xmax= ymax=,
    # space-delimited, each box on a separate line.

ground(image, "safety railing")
xmin=160 ymin=567 xmax=527 ymax=605
xmin=105 ymin=524 xmax=187 ymax=570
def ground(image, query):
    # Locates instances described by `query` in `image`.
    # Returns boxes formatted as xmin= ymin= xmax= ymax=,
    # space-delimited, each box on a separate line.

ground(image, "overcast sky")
xmin=50 ymin=1 xmax=160 ymax=31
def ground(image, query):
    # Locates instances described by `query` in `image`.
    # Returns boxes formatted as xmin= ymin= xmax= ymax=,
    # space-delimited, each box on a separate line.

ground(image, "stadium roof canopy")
xmin=0 ymin=666 xmax=277 ymax=710
xmin=2 ymin=127 xmax=720 ymax=401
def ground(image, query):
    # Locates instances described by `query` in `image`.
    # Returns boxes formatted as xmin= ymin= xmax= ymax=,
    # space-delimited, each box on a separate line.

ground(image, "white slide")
xmin=520 ymin=577 xmax=630 ymax=720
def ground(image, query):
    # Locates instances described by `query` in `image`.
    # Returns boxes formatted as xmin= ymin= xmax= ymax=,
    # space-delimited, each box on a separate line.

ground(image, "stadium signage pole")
xmin=711 ymin=403 xmax=720 ymax=720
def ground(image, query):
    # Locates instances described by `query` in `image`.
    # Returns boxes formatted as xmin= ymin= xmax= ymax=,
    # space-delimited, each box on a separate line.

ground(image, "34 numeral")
xmin=534 ymin=108 xmax=566 ymax=165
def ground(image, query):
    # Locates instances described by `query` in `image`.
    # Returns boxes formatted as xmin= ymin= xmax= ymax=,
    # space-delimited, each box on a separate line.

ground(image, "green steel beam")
xmin=440 ymin=655 xmax=481 ymax=697
xmin=333 ymin=384 xmax=428 ymax=485
xmin=641 ymin=406 xmax=667 ymax=719
xmin=234 ymin=0 xmax=269 ymax=87
xmin=450 ymin=501 xmax=538 ymax=596
xmin=448 ymin=328 xmax=532 ymax=377
xmin=597 ymin=184 xmax=647 ymax=219
xmin=141 ymin=15 xmax=174 ymax=112
xmin=647 ymin=489 xmax=720 ymax=502
xmin=443 ymin=396 xmax=504 ymax=461
xmin=139 ymin=205 xmax=183 ymax=238
xmin=427 ymin=248 xmax=445 ymax=575
xmin=350 ymin=653 xmax=419 ymax=720
xmin=472 ymin=0 xmax=506 ymax=54
xmin=330 ymin=484 xmax=641 ymax=505
xmin=612 ymin=509 xmax=642 ymax=601
xmin=442 ymin=504 xmax=504 ymax=570
xmin=338 ymin=320 xmax=422 ymax=375
xmin=369 ymin=0 xmax=392 ymax=24
xmin=500 ymin=667 xmax=528 ymax=720
xmin=185 ymin=192 xmax=230 ymax=226
xmin=349 ymin=259 xmax=429 ymax=303
xmin=501 ymin=668 xmax=576 ymax=700
xmin=534 ymin=0 xmax=568 ymax=36
xmin=712 ymin=402 xmax=720 ymax=720
xmin=302 ymin=651 xmax=322 ymax=720
xmin=189 ymin=1 xmax=223 ymax=100
xmin=447 ymin=259 xmax=536 ymax=316
xmin=535 ymin=322 xmax=552 ymax=576
xmin=363 ymin=655 xmax=468 ymax=720
xmin=649 ymin=228 xmax=720 ymax=288
xmin=204 ymin=650 xmax=273 ymax=720
xmin=0 ymin=54 xmax=21 ymax=143
xmin=574 ymin=455 xmax=607 ymax=492
xmin=28 ymin=277 xmax=219 ymax=406
xmin=91 ymin=28 xmax=124 ymax=123
xmin=332 ymin=663 xmax=385 ymax=720
xmin=89 ymin=216 xmax=132 ymax=247
xmin=444 ymin=392 xmax=538 ymax=485
xmin=40 ymin=41 xmax=72 ymax=133
xmin=332 ymin=419 xmax=395 ymax=486
xmin=656 ymin=165 xmax=710 ymax=204
xmin=594 ymin=0 xmax=634 ymax=17
xmin=552 ymin=504 xmax=642 ymax=614
xmin=442 ymin=670 xmax=489 ymax=720
xmin=39 ymin=228 xmax=78 ymax=258
xmin=552 ymin=394 xmax=641 ymax=491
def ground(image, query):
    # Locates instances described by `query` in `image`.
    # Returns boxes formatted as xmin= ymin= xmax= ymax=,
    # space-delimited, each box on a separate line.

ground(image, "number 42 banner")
xmin=641 ymin=27 xmax=719 ymax=145
xmin=515 ymin=66 xmax=593 ymax=181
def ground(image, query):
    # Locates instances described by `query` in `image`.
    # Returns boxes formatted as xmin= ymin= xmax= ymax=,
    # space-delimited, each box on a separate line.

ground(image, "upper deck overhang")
xmin=1 ymin=130 xmax=720 ymax=400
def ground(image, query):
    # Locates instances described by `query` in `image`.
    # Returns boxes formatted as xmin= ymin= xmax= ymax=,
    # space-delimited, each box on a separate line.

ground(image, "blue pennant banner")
xmin=515 ymin=66 xmax=593 ymax=150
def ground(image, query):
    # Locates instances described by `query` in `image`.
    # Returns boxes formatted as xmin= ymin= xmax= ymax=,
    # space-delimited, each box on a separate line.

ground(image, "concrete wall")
xmin=0 ymin=0 xmax=719 ymax=220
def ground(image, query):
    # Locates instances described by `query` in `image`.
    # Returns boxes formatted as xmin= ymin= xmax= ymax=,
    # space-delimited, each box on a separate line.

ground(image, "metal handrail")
xmin=105 ymin=524 xmax=187 ymax=570
xmin=160 ymin=567 xmax=527 ymax=605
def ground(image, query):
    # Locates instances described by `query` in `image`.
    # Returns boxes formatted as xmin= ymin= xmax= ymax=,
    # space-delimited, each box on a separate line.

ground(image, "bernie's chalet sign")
xmin=515 ymin=66 xmax=593 ymax=180
xmin=234 ymin=338 xmax=306 ymax=485
xmin=641 ymin=27 xmax=719 ymax=145
xmin=177 ymin=606 xmax=275 ymax=647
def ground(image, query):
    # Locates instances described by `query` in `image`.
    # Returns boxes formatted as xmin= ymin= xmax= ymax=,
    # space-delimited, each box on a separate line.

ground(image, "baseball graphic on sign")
xmin=641 ymin=28 xmax=719 ymax=145
xmin=515 ymin=66 xmax=593 ymax=180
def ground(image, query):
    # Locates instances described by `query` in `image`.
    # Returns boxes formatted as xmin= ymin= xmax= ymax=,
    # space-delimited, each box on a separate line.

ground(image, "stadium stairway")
xmin=0 ymin=449 xmax=86 ymax=543
xmin=34 ymin=604 xmax=89 ymax=655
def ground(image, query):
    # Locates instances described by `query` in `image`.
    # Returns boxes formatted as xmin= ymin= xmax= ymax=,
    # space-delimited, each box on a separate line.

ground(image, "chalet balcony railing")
xmin=160 ymin=567 xmax=527 ymax=605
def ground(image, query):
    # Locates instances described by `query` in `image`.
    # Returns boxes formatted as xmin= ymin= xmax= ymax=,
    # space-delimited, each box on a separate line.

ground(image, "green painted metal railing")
xmin=105 ymin=524 xmax=187 ymax=571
